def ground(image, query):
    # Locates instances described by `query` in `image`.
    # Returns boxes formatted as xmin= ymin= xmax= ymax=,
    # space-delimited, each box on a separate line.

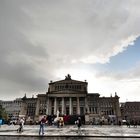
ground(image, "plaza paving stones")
xmin=0 ymin=124 xmax=140 ymax=138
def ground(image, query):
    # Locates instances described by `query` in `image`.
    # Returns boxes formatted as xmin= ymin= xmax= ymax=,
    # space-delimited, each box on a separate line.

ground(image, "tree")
xmin=0 ymin=105 xmax=8 ymax=121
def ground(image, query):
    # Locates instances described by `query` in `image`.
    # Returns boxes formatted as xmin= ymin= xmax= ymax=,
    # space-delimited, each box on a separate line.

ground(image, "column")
xmin=54 ymin=97 xmax=57 ymax=115
xmin=77 ymin=97 xmax=80 ymax=114
xmin=35 ymin=99 xmax=40 ymax=116
xmin=69 ymin=97 xmax=72 ymax=115
xmin=93 ymin=107 xmax=96 ymax=114
xmin=91 ymin=107 xmax=93 ymax=114
xmin=85 ymin=97 xmax=90 ymax=114
xmin=62 ymin=97 xmax=65 ymax=115
xmin=46 ymin=97 xmax=50 ymax=115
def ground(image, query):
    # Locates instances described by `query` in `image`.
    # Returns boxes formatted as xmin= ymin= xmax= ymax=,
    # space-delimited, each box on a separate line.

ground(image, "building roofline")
xmin=49 ymin=79 xmax=87 ymax=85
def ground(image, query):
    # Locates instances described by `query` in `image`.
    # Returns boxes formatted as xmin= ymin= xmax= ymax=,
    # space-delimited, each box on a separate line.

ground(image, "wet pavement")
xmin=0 ymin=124 xmax=140 ymax=137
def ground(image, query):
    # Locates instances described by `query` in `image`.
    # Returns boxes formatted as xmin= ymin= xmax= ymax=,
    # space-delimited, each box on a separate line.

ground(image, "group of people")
xmin=39 ymin=116 xmax=82 ymax=135
xmin=55 ymin=117 xmax=64 ymax=128
xmin=10 ymin=115 xmax=140 ymax=136
xmin=16 ymin=116 xmax=47 ymax=135
xmin=15 ymin=115 xmax=82 ymax=135
xmin=126 ymin=120 xmax=138 ymax=128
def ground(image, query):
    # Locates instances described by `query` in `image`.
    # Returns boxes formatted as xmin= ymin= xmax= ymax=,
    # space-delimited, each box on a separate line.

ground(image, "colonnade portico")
xmin=46 ymin=96 xmax=86 ymax=115
xmin=46 ymin=74 xmax=89 ymax=116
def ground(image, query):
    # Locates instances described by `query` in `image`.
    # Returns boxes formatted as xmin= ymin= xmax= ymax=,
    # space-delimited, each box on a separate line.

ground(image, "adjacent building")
xmin=20 ymin=94 xmax=37 ymax=123
xmin=121 ymin=102 xmax=140 ymax=122
xmin=0 ymin=98 xmax=22 ymax=120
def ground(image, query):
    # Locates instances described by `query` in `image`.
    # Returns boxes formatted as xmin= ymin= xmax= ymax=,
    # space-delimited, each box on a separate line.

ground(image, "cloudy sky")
xmin=0 ymin=0 xmax=140 ymax=102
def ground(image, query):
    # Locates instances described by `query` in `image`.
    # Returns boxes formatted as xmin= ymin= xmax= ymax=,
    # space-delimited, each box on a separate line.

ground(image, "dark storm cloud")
xmin=0 ymin=1 xmax=50 ymax=99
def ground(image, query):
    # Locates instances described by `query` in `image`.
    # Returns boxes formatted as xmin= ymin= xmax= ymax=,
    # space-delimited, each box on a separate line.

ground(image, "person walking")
xmin=76 ymin=117 xmax=82 ymax=134
xmin=17 ymin=118 xmax=24 ymax=133
xmin=126 ymin=120 xmax=130 ymax=128
xmin=39 ymin=116 xmax=47 ymax=135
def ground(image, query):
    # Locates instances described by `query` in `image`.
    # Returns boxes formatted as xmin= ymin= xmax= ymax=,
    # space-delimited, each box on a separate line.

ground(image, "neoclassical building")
xmin=0 ymin=98 xmax=22 ymax=120
xmin=121 ymin=102 xmax=140 ymax=121
xmin=20 ymin=74 xmax=121 ymax=124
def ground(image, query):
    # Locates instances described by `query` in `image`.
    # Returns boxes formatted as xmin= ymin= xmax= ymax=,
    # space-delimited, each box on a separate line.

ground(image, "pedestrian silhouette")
xmin=39 ymin=116 xmax=47 ymax=135
xmin=76 ymin=117 xmax=82 ymax=134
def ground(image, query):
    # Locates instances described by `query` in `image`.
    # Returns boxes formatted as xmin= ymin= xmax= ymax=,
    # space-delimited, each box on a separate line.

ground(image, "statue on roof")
xmin=65 ymin=74 xmax=71 ymax=80
xmin=22 ymin=93 xmax=27 ymax=100
xmin=115 ymin=92 xmax=118 ymax=97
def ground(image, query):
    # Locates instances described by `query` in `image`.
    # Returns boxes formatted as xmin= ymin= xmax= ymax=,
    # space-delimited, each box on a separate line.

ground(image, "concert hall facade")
xmin=20 ymin=74 xmax=121 ymax=124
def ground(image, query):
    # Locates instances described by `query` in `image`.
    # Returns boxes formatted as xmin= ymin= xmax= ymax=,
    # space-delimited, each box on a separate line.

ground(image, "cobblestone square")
xmin=0 ymin=124 xmax=140 ymax=138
